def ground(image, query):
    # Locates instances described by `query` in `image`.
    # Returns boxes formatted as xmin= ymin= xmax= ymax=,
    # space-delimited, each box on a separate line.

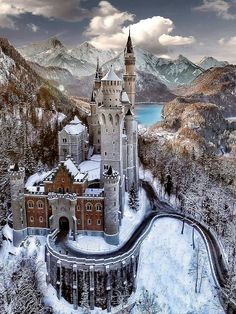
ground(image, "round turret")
xmin=101 ymin=66 xmax=122 ymax=107
xmin=103 ymin=166 xmax=120 ymax=244
xmin=8 ymin=163 xmax=27 ymax=246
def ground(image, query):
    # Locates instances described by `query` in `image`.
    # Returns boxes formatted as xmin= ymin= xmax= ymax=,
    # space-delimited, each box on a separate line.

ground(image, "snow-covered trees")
xmin=128 ymin=183 xmax=139 ymax=211
xmin=136 ymin=288 xmax=161 ymax=314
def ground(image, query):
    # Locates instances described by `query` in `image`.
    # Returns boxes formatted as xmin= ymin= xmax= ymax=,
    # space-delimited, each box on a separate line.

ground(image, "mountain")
xmin=198 ymin=57 xmax=228 ymax=70
xmin=19 ymin=37 xmax=96 ymax=77
xmin=68 ymin=41 xmax=116 ymax=67
xmin=103 ymin=48 xmax=204 ymax=88
xmin=179 ymin=65 xmax=236 ymax=117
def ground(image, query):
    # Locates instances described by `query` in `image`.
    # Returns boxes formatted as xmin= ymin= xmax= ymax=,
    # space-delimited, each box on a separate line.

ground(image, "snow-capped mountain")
xmin=103 ymin=48 xmax=204 ymax=88
xmin=198 ymin=56 xmax=228 ymax=70
xmin=19 ymin=38 xmax=204 ymax=89
xmin=19 ymin=37 xmax=96 ymax=77
xmin=0 ymin=46 xmax=15 ymax=85
xmin=68 ymin=41 xmax=116 ymax=68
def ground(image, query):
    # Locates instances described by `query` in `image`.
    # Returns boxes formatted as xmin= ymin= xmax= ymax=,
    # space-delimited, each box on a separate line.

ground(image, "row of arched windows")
xmin=77 ymin=203 xmax=102 ymax=212
xmin=27 ymin=200 xmax=44 ymax=209
xmin=29 ymin=216 xmax=44 ymax=223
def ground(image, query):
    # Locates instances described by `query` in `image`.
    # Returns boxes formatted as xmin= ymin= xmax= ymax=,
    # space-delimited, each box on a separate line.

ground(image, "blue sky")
xmin=0 ymin=0 xmax=236 ymax=62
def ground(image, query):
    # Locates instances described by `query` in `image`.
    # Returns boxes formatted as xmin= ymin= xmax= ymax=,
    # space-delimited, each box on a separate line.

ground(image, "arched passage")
xmin=59 ymin=216 xmax=69 ymax=231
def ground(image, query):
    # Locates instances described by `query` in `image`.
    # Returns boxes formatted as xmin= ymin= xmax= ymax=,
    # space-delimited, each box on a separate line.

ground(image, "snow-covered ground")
xmin=135 ymin=218 xmax=224 ymax=314
xmin=68 ymin=188 xmax=150 ymax=253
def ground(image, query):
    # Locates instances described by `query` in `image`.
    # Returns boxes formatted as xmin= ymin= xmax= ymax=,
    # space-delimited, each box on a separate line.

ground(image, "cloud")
xmin=194 ymin=0 xmax=236 ymax=20
xmin=87 ymin=1 xmax=195 ymax=54
xmin=159 ymin=34 xmax=196 ymax=46
xmin=27 ymin=23 xmax=40 ymax=32
xmin=0 ymin=0 xmax=90 ymax=29
xmin=218 ymin=36 xmax=236 ymax=46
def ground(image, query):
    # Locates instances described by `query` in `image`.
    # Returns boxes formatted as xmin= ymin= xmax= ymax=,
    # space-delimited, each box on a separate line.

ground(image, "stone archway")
xmin=59 ymin=216 xmax=69 ymax=231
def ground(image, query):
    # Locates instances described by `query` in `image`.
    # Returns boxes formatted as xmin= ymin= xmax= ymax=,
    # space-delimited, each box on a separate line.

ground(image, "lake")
xmin=135 ymin=103 xmax=163 ymax=126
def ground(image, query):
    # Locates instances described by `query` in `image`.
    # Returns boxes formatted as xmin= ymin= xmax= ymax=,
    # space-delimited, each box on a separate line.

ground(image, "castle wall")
xmin=76 ymin=197 xmax=104 ymax=232
xmin=46 ymin=242 xmax=139 ymax=312
xmin=25 ymin=195 xmax=49 ymax=228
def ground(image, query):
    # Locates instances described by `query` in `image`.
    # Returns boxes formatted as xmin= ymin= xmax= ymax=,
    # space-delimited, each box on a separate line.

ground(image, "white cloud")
xmin=87 ymin=2 xmax=195 ymax=54
xmin=27 ymin=23 xmax=40 ymax=32
xmin=159 ymin=34 xmax=196 ymax=46
xmin=219 ymin=36 xmax=236 ymax=46
xmin=194 ymin=0 xmax=236 ymax=20
xmin=0 ymin=0 xmax=89 ymax=29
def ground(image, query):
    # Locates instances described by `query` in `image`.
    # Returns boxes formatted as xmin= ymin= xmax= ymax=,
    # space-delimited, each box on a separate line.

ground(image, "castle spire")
xmin=126 ymin=27 xmax=133 ymax=54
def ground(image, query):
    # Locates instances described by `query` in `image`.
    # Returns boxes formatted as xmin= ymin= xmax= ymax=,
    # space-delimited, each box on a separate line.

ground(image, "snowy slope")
xmin=198 ymin=56 xmax=228 ymax=70
xmin=136 ymin=218 xmax=224 ymax=314
xmin=0 ymin=47 xmax=15 ymax=85
xmin=68 ymin=41 xmax=116 ymax=67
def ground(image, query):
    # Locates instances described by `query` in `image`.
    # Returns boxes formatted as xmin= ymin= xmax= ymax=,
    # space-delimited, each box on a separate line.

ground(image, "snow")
xmin=121 ymin=91 xmax=130 ymax=103
xmin=63 ymin=158 xmax=82 ymax=177
xmin=84 ymin=188 xmax=103 ymax=196
xmin=25 ymin=171 xmax=52 ymax=191
xmin=68 ymin=188 xmax=150 ymax=253
xmin=79 ymin=154 xmax=101 ymax=181
xmin=0 ymin=48 xmax=15 ymax=85
xmin=135 ymin=218 xmax=224 ymax=314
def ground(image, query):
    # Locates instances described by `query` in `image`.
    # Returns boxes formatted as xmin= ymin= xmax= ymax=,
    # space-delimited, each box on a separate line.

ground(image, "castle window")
xmin=39 ymin=216 xmax=43 ymax=223
xmin=97 ymin=219 xmax=101 ymax=226
xmin=87 ymin=219 xmax=92 ymax=225
xmin=37 ymin=201 xmax=44 ymax=209
xmin=86 ymin=203 xmax=92 ymax=211
xmin=78 ymin=219 xmax=81 ymax=224
xmin=77 ymin=205 xmax=80 ymax=211
xmin=96 ymin=204 xmax=102 ymax=212
xmin=63 ymin=138 xmax=67 ymax=143
xmin=98 ymin=139 xmax=100 ymax=143
xmin=105 ymin=152 xmax=107 ymax=156
xmin=104 ymin=165 xmax=108 ymax=170
xmin=114 ymin=202 xmax=116 ymax=206
xmin=28 ymin=200 xmax=34 ymax=208
xmin=114 ymin=187 xmax=116 ymax=191
xmin=30 ymin=216 xmax=34 ymax=223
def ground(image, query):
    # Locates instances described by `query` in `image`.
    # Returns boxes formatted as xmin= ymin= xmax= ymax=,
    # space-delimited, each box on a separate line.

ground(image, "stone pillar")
xmin=46 ymin=252 xmax=50 ymax=285
xmin=72 ymin=264 xmax=78 ymax=310
xmin=73 ymin=216 xmax=77 ymax=241
xmin=56 ymin=260 xmax=62 ymax=300
xmin=131 ymin=255 xmax=137 ymax=291
xmin=106 ymin=266 xmax=112 ymax=313
xmin=121 ymin=261 xmax=127 ymax=284
xmin=89 ymin=266 xmax=95 ymax=310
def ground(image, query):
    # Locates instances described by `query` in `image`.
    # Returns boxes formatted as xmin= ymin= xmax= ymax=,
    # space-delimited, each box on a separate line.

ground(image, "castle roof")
xmin=126 ymin=108 xmax=133 ymax=116
xmin=125 ymin=28 xmax=134 ymax=54
xmin=63 ymin=117 xmax=86 ymax=135
xmin=101 ymin=66 xmax=121 ymax=82
xmin=107 ymin=165 xmax=113 ymax=175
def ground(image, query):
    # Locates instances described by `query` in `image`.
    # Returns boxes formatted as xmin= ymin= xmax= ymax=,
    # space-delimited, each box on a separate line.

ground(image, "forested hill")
xmin=0 ymin=37 xmax=87 ymax=196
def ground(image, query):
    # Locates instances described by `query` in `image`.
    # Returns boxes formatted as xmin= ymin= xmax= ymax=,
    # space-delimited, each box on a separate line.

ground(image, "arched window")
xmin=28 ymin=200 xmax=34 ymax=209
xmin=97 ymin=219 xmax=101 ymax=225
xmin=30 ymin=216 xmax=34 ymax=223
xmin=77 ymin=205 xmax=80 ymax=211
xmin=96 ymin=204 xmax=102 ymax=212
xmin=87 ymin=219 xmax=92 ymax=225
xmin=39 ymin=216 xmax=43 ymax=223
xmin=37 ymin=201 xmax=44 ymax=209
xmin=86 ymin=203 xmax=92 ymax=211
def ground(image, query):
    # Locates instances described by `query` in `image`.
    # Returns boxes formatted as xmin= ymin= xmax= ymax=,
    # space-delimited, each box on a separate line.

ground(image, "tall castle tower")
xmin=123 ymin=29 xmax=136 ymax=108
xmin=98 ymin=67 xmax=125 ymax=213
xmin=8 ymin=164 xmax=27 ymax=246
xmin=103 ymin=166 xmax=120 ymax=244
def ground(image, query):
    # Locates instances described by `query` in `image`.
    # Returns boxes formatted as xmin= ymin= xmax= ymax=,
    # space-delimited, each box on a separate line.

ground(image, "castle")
xmin=9 ymin=31 xmax=139 ymax=247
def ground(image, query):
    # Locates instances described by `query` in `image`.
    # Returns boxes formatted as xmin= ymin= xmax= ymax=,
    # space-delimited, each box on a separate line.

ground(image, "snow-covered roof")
xmin=79 ymin=154 xmax=101 ymax=181
xmin=62 ymin=116 xmax=86 ymax=135
xmin=25 ymin=171 xmax=52 ymax=190
xmin=45 ymin=158 xmax=87 ymax=182
xmin=121 ymin=91 xmax=130 ymax=103
xmin=101 ymin=67 xmax=121 ymax=82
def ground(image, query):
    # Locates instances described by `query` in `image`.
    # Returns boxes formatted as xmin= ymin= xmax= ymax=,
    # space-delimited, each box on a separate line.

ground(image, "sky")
xmin=0 ymin=0 xmax=236 ymax=63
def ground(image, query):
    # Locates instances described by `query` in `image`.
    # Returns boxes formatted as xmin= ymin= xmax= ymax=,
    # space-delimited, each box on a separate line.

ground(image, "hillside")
xmin=0 ymin=37 xmax=86 ymax=193
xmin=179 ymin=65 xmax=236 ymax=117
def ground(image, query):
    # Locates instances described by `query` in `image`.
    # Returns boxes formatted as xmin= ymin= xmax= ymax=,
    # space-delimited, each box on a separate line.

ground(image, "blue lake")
xmin=135 ymin=103 xmax=163 ymax=126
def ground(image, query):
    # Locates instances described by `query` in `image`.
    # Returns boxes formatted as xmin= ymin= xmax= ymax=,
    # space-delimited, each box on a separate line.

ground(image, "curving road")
xmin=50 ymin=180 xmax=235 ymax=312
